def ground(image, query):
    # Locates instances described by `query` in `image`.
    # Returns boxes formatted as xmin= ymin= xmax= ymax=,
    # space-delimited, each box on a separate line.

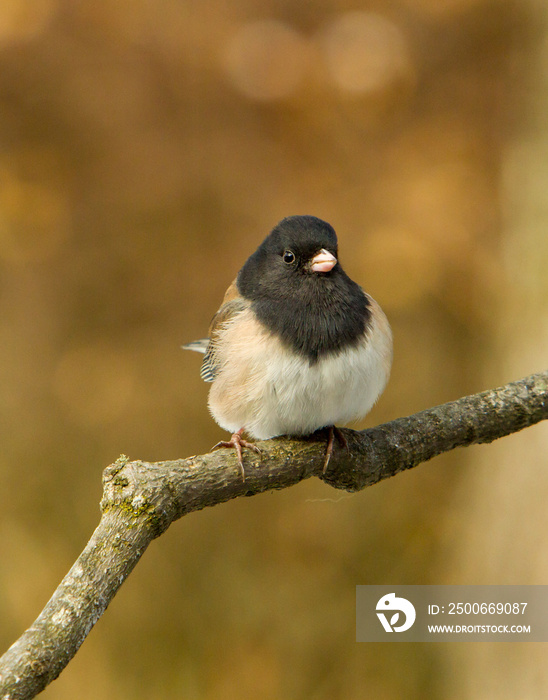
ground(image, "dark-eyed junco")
xmin=184 ymin=215 xmax=392 ymax=478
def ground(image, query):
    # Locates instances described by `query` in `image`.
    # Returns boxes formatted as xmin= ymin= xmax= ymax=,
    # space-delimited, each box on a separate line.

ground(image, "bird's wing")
xmin=183 ymin=280 xmax=248 ymax=383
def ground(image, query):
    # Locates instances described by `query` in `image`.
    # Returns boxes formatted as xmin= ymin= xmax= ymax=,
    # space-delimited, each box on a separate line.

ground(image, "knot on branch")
xmin=100 ymin=455 xmax=182 ymax=538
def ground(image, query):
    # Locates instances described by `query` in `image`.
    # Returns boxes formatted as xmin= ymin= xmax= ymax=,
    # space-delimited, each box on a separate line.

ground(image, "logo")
xmin=376 ymin=593 xmax=416 ymax=632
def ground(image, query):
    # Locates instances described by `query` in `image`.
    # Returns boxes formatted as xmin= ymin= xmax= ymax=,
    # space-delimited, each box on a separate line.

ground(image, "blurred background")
xmin=0 ymin=0 xmax=547 ymax=698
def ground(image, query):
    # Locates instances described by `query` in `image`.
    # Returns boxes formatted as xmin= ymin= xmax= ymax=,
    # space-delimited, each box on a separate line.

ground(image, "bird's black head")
xmin=237 ymin=215 xmax=370 ymax=361
xmin=238 ymin=215 xmax=339 ymax=295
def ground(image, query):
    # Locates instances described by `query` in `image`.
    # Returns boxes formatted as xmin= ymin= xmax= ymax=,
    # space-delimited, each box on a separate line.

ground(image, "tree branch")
xmin=1 ymin=370 xmax=547 ymax=698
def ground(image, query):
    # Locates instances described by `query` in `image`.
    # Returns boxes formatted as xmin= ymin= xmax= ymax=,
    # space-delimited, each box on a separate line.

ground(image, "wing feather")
xmin=183 ymin=280 xmax=248 ymax=383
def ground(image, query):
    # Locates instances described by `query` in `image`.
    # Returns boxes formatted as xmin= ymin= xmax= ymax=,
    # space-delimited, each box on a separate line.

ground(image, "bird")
xmin=183 ymin=215 xmax=392 ymax=479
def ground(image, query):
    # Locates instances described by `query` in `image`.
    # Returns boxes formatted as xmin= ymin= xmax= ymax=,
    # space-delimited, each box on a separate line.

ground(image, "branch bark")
xmin=1 ymin=370 xmax=547 ymax=698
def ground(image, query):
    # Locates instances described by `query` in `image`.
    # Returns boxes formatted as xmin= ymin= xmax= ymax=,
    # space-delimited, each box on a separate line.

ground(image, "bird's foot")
xmin=212 ymin=428 xmax=261 ymax=481
xmin=323 ymin=426 xmax=347 ymax=473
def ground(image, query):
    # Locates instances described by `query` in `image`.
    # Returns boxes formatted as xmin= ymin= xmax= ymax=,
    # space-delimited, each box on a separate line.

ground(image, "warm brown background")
xmin=1 ymin=1 xmax=547 ymax=698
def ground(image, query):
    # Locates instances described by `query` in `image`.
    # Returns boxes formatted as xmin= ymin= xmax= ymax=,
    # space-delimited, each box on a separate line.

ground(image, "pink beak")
xmin=310 ymin=248 xmax=337 ymax=273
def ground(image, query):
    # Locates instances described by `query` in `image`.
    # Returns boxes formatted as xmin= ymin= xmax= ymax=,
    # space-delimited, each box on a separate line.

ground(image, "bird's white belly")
xmin=208 ymin=303 xmax=392 ymax=440
xmin=252 ymin=341 xmax=388 ymax=438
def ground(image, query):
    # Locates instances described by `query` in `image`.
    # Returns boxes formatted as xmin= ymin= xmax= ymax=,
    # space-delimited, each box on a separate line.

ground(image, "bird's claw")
xmin=212 ymin=428 xmax=261 ymax=481
xmin=323 ymin=426 xmax=348 ymax=473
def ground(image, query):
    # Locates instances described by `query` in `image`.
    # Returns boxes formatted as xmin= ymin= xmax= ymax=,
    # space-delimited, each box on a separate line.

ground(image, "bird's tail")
xmin=181 ymin=338 xmax=209 ymax=354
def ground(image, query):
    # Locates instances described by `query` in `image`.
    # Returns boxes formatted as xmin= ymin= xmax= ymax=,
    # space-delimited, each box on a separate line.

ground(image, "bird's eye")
xmin=283 ymin=250 xmax=295 ymax=264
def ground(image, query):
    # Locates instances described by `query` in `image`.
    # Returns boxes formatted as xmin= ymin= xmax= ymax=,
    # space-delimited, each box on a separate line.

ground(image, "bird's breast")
xmin=208 ymin=298 xmax=392 ymax=440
